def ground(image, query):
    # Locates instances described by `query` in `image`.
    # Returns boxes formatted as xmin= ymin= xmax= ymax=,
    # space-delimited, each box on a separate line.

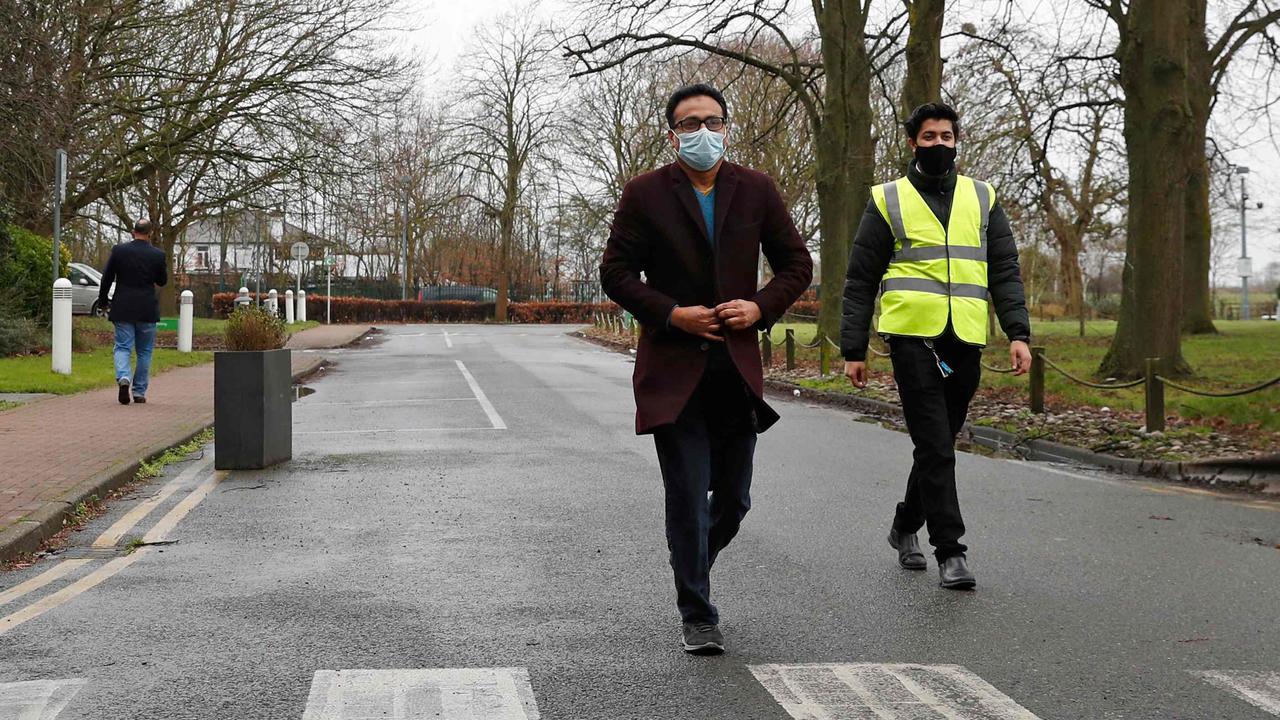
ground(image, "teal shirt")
xmin=696 ymin=186 xmax=716 ymax=245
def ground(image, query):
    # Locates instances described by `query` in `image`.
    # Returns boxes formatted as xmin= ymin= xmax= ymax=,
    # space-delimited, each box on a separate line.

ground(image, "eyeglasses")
xmin=672 ymin=116 xmax=727 ymax=133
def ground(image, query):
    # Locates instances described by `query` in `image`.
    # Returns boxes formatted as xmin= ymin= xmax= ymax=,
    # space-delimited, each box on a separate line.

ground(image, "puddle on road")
xmin=292 ymin=385 xmax=316 ymax=402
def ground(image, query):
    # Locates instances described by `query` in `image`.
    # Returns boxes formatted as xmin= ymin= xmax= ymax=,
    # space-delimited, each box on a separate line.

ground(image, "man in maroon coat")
xmin=600 ymin=83 xmax=812 ymax=655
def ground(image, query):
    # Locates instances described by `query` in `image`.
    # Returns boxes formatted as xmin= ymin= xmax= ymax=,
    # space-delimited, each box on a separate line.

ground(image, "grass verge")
xmin=0 ymin=348 xmax=213 ymax=394
xmin=75 ymin=316 xmax=319 ymax=338
xmin=771 ymin=320 xmax=1280 ymax=430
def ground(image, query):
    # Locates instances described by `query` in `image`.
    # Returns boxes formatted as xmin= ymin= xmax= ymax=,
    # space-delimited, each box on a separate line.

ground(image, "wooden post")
xmin=785 ymin=329 xmax=796 ymax=371
xmin=761 ymin=333 xmax=772 ymax=367
xmin=819 ymin=335 xmax=829 ymax=376
xmin=1030 ymin=345 xmax=1046 ymax=413
xmin=1144 ymin=357 xmax=1165 ymax=432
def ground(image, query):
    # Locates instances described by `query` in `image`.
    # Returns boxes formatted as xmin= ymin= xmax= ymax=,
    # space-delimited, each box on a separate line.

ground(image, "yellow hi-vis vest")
xmin=871 ymin=174 xmax=995 ymax=346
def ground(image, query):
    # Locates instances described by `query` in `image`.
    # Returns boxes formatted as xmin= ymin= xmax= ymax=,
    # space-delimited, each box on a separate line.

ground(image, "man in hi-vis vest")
xmin=841 ymin=103 xmax=1031 ymax=590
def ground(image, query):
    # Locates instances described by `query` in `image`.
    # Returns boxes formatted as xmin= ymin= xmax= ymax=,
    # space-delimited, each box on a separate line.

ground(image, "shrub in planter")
xmin=215 ymin=305 xmax=292 ymax=470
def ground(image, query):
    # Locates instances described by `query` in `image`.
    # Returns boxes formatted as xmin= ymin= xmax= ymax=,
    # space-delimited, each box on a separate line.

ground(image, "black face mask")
xmin=914 ymin=143 xmax=956 ymax=177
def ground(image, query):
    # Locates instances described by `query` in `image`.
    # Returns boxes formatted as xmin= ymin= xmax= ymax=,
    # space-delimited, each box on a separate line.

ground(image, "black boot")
xmin=938 ymin=554 xmax=976 ymax=590
xmin=887 ymin=529 xmax=927 ymax=570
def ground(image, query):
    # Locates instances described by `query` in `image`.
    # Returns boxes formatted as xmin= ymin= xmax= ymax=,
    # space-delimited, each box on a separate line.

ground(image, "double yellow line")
xmin=0 ymin=455 xmax=221 ymax=634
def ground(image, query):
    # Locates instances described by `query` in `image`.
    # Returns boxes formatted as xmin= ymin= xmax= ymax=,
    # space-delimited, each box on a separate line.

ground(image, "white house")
xmin=175 ymin=211 xmax=393 ymax=280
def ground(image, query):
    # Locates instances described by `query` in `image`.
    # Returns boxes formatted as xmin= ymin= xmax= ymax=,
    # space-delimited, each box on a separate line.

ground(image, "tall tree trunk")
xmin=1100 ymin=0 xmax=1195 ymax=379
xmin=1182 ymin=2 xmax=1216 ymax=333
xmin=900 ymin=0 xmax=945 ymax=115
xmin=496 ymin=211 xmax=512 ymax=322
xmin=1057 ymin=232 xmax=1084 ymax=324
xmin=815 ymin=0 xmax=875 ymax=344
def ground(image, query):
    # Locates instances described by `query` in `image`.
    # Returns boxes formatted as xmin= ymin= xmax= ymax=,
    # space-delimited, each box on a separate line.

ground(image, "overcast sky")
xmin=399 ymin=0 xmax=1280 ymax=277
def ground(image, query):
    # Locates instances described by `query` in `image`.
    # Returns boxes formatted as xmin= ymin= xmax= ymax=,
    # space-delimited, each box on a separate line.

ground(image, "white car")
xmin=67 ymin=262 xmax=113 ymax=316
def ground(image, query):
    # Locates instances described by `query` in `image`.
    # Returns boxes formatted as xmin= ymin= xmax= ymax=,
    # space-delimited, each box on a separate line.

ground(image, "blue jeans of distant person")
xmin=113 ymin=322 xmax=157 ymax=398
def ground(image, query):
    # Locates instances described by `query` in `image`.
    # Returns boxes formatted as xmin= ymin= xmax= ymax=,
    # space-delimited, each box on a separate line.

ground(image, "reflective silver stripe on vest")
xmin=881 ymin=277 xmax=990 ymax=300
xmin=893 ymin=245 xmax=988 ymax=262
xmin=973 ymin=180 xmax=991 ymax=245
xmin=882 ymin=182 xmax=908 ymax=244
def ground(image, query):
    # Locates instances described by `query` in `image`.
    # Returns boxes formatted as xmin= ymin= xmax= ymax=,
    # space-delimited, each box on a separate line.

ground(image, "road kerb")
xmin=1 ymin=356 xmax=330 ymax=564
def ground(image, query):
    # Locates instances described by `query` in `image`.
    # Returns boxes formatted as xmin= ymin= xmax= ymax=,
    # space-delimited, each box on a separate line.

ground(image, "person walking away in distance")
xmin=99 ymin=219 xmax=168 ymax=405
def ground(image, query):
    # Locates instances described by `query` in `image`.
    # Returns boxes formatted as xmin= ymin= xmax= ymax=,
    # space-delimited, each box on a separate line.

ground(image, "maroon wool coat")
xmin=600 ymin=161 xmax=814 ymax=434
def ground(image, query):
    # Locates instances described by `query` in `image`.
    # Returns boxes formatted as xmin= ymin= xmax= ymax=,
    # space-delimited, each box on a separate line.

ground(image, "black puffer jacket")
xmin=840 ymin=164 xmax=1031 ymax=361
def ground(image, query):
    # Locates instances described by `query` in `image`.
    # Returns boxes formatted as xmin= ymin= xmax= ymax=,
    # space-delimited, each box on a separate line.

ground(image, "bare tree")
xmin=458 ymin=10 xmax=561 ymax=320
xmin=566 ymin=0 xmax=904 ymax=341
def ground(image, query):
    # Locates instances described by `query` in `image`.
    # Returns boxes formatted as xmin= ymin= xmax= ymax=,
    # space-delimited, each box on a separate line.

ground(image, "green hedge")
xmin=0 ymin=222 xmax=69 ymax=321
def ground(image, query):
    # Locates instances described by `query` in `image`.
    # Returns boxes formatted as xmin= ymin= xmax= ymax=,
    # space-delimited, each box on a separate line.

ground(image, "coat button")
xmin=700 ymin=342 xmax=710 ymax=351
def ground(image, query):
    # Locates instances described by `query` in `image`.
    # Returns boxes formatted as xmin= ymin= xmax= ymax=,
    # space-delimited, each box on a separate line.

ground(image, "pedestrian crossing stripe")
xmin=8 ymin=667 xmax=1280 ymax=718
xmin=0 ymin=679 xmax=86 ymax=720
xmin=749 ymin=663 xmax=1043 ymax=720
xmin=301 ymin=668 xmax=540 ymax=720
xmin=1196 ymin=671 xmax=1280 ymax=716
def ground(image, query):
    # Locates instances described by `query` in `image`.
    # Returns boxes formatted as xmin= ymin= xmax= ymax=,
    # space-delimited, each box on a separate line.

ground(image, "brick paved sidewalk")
xmin=0 ymin=324 xmax=371 ymax=561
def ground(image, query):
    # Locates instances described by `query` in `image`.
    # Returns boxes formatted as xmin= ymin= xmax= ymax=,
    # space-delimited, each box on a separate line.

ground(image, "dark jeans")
xmin=888 ymin=332 xmax=982 ymax=560
xmin=652 ymin=368 xmax=757 ymax=625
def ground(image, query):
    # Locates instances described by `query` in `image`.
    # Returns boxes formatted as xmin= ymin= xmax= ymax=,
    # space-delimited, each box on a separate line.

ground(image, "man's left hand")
xmin=714 ymin=299 xmax=762 ymax=331
xmin=1010 ymin=340 xmax=1032 ymax=376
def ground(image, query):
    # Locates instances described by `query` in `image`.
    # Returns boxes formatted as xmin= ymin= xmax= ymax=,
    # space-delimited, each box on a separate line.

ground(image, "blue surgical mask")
xmin=676 ymin=128 xmax=726 ymax=171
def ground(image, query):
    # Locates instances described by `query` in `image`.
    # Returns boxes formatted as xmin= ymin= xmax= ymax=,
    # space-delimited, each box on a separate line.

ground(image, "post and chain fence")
xmin=593 ymin=316 xmax=1280 ymax=432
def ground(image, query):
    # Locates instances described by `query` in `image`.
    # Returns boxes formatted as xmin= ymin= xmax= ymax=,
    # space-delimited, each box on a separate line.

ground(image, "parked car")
xmin=418 ymin=285 xmax=498 ymax=303
xmin=67 ymin=262 xmax=113 ymax=316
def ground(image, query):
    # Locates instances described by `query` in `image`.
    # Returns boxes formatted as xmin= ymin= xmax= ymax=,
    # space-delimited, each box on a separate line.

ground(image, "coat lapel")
xmin=711 ymin=163 xmax=739 ymax=249
xmin=669 ymin=164 xmax=710 ymax=245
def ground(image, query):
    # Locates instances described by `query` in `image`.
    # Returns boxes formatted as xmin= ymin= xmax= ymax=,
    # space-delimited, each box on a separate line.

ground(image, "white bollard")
xmin=297 ymin=290 xmax=307 ymax=323
xmin=178 ymin=290 xmax=194 ymax=352
xmin=52 ymin=278 xmax=73 ymax=375
xmin=268 ymin=289 xmax=278 ymax=316
xmin=235 ymin=286 xmax=251 ymax=311
xmin=285 ymin=289 xmax=295 ymax=324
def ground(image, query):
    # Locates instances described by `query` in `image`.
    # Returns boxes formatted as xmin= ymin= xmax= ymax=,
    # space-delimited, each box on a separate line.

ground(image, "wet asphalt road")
xmin=0 ymin=324 xmax=1277 ymax=720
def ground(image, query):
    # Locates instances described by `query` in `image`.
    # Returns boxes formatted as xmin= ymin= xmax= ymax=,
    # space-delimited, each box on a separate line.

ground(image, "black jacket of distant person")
xmin=98 ymin=239 xmax=168 ymax=324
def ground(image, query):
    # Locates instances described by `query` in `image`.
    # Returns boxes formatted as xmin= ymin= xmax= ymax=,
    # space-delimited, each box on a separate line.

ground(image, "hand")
xmin=844 ymin=361 xmax=867 ymax=389
xmin=1010 ymin=340 xmax=1032 ymax=376
xmin=670 ymin=305 xmax=724 ymax=342
xmin=713 ymin=299 xmax=762 ymax=331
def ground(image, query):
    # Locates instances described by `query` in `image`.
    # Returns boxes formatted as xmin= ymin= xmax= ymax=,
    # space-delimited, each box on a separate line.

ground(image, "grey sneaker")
xmin=117 ymin=377 xmax=131 ymax=405
xmin=681 ymin=623 xmax=725 ymax=655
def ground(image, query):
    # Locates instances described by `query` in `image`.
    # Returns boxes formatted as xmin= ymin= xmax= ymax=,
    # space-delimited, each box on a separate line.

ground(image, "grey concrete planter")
xmin=214 ymin=348 xmax=292 ymax=470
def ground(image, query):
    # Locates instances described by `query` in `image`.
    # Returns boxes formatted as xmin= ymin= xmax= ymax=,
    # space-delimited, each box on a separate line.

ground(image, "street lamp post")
xmin=52 ymin=150 xmax=67 ymax=284
xmin=1234 ymin=165 xmax=1262 ymax=320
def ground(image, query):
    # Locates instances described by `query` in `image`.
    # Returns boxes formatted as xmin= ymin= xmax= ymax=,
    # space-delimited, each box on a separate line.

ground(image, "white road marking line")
xmin=443 ymin=331 xmax=453 ymax=348
xmin=0 ymin=678 xmax=87 ymax=719
xmin=1198 ymin=671 xmax=1280 ymax=715
xmin=749 ymin=663 xmax=1042 ymax=720
xmin=0 ymin=560 xmax=92 ymax=607
xmin=297 ymin=398 xmax=477 ymax=408
xmin=295 ymin=427 xmax=503 ymax=436
xmin=456 ymin=360 xmax=507 ymax=430
xmin=0 ymin=467 xmax=224 ymax=635
xmin=302 ymin=668 xmax=540 ymax=720
xmin=93 ymin=455 xmax=213 ymax=548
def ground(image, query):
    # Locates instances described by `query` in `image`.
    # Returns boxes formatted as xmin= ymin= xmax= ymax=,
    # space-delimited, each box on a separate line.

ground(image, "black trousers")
xmin=888 ymin=332 xmax=982 ymax=560
xmin=652 ymin=368 xmax=757 ymax=625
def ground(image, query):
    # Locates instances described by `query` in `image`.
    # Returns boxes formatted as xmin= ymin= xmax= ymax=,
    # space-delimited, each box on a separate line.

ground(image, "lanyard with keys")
xmin=923 ymin=339 xmax=954 ymax=378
